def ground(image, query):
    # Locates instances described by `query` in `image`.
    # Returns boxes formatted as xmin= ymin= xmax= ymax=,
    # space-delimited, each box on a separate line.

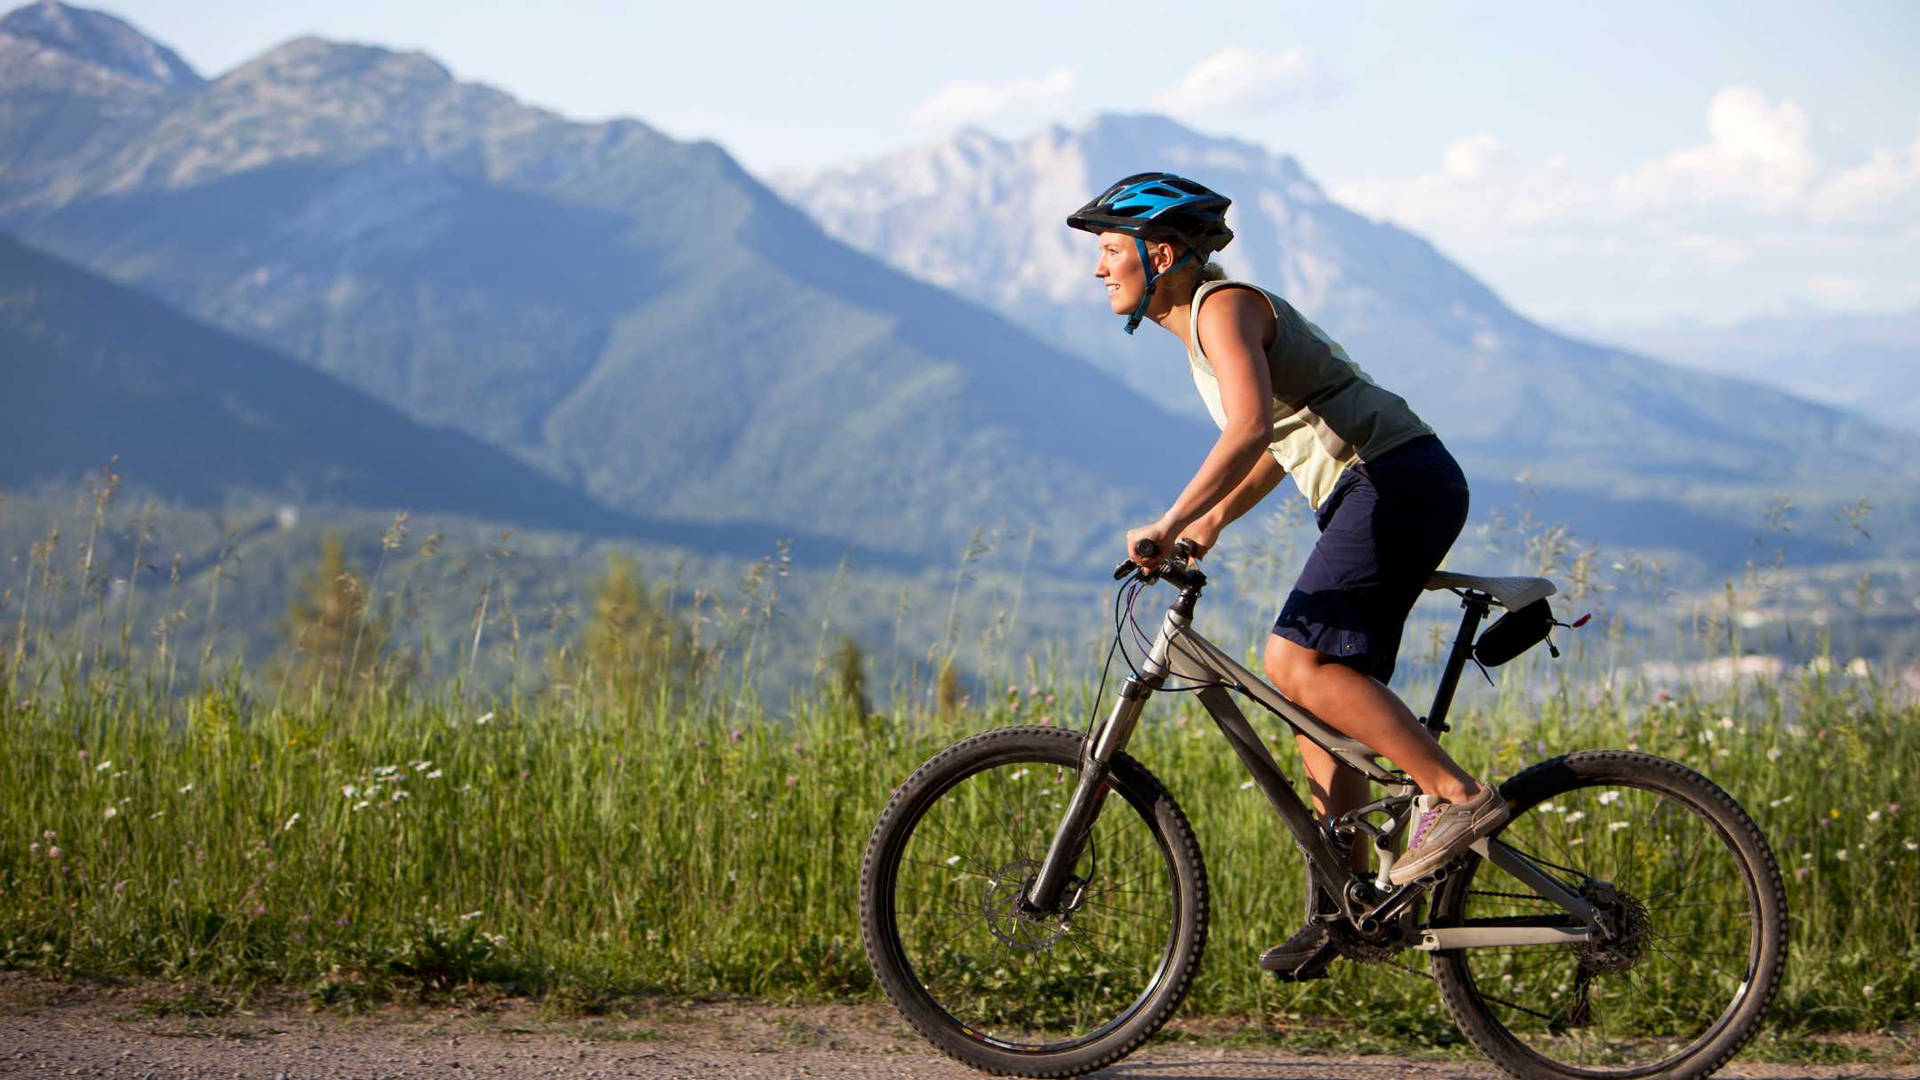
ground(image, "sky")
xmin=84 ymin=0 xmax=1920 ymax=331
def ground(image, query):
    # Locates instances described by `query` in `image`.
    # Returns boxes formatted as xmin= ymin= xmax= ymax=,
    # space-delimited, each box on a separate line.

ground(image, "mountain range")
xmin=4 ymin=0 xmax=1915 ymax=583
xmin=774 ymin=117 xmax=1920 ymax=524
xmin=0 ymin=1 xmax=1207 ymax=571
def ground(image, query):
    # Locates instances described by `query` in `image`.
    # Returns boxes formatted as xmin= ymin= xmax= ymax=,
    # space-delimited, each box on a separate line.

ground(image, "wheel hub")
xmin=1575 ymin=881 xmax=1651 ymax=973
xmin=982 ymin=858 xmax=1077 ymax=952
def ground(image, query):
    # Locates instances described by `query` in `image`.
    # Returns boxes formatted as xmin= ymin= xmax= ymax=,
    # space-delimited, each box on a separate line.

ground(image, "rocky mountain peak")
xmin=0 ymin=0 xmax=198 ymax=88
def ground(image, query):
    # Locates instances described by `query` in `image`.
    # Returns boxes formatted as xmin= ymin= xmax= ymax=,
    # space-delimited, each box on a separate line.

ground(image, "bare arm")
xmin=1205 ymin=451 xmax=1287 ymax=531
xmin=1160 ymin=288 xmax=1276 ymax=533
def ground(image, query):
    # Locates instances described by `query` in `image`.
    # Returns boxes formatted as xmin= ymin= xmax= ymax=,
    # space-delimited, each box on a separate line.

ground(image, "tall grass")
xmin=0 ymin=651 xmax=1913 ymax=1033
xmin=0 ymin=494 xmax=1914 ymax=1038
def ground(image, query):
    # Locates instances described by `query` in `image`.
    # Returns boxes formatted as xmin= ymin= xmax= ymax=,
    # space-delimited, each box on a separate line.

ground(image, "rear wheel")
xmin=1429 ymin=751 xmax=1788 ymax=1080
xmin=859 ymin=725 xmax=1207 ymax=1077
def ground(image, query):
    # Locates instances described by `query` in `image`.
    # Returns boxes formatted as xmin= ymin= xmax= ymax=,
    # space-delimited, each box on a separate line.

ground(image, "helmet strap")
xmin=1123 ymin=237 xmax=1196 ymax=335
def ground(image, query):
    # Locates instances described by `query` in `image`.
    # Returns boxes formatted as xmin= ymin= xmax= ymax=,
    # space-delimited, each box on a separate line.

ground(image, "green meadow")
xmin=0 ymin=499 xmax=1914 ymax=1046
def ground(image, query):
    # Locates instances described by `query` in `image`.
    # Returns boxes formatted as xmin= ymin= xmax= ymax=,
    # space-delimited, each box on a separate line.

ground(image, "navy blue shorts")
xmin=1272 ymin=435 xmax=1469 ymax=685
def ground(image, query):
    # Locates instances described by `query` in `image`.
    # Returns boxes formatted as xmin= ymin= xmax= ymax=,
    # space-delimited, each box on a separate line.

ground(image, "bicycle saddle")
xmin=1424 ymin=571 xmax=1555 ymax=611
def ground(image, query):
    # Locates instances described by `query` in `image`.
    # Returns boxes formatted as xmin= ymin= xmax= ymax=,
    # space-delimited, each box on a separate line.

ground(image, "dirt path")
xmin=2 ymin=975 xmax=1912 ymax=1079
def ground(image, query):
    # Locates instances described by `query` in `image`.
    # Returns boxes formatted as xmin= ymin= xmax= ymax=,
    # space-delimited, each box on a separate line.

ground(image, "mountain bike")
xmin=859 ymin=538 xmax=1787 ymax=1079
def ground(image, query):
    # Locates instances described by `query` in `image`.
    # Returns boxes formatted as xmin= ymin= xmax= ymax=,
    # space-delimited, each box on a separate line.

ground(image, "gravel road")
xmin=3 ymin=975 xmax=1912 ymax=1079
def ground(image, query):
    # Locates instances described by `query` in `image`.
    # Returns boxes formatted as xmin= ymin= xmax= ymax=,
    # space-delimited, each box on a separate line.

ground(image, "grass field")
xmin=2 ymin=495 xmax=1914 ymax=1046
xmin=1 ymin=647 xmax=1913 ymax=1041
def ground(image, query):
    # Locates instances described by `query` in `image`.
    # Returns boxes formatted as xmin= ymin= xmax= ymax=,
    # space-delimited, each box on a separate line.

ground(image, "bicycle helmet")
xmin=1067 ymin=172 xmax=1234 ymax=334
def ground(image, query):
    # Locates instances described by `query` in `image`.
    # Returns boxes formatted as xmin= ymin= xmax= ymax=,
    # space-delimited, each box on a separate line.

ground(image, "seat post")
xmin=1423 ymin=592 xmax=1491 ymax=737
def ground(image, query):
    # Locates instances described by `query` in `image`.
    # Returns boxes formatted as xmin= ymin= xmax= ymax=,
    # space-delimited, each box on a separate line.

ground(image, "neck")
xmin=1147 ymin=278 xmax=1202 ymax=347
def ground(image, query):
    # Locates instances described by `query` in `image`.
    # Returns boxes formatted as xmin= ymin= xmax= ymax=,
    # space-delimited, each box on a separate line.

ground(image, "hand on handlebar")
xmin=1125 ymin=518 xmax=1180 ymax=573
xmin=1113 ymin=534 xmax=1203 ymax=580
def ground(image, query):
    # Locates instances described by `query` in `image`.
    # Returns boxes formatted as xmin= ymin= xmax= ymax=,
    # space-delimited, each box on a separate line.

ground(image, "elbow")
xmin=1226 ymin=426 xmax=1270 ymax=460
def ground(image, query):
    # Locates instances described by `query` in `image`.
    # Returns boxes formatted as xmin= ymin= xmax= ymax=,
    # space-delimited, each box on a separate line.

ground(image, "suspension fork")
xmin=1023 ymin=672 xmax=1157 ymax=912
xmin=1024 ymin=605 xmax=1184 ymax=912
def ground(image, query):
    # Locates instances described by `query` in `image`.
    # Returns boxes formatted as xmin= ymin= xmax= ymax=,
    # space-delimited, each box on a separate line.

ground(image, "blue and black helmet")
xmin=1067 ymin=172 xmax=1234 ymax=334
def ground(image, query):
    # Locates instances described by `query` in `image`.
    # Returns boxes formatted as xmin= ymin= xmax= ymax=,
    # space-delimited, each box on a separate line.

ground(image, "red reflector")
xmin=1572 ymin=613 xmax=1592 ymax=628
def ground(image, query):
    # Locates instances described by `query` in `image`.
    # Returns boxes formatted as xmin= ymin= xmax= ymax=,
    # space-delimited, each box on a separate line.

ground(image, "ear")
xmin=1148 ymin=240 xmax=1179 ymax=275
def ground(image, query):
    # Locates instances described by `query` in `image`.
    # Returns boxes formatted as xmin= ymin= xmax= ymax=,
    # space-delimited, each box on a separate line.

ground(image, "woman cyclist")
xmin=1066 ymin=172 xmax=1508 ymax=977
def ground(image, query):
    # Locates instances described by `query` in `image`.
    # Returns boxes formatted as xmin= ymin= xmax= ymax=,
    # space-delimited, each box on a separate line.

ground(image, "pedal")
xmin=1261 ymin=937 xmax=1338 ymax=981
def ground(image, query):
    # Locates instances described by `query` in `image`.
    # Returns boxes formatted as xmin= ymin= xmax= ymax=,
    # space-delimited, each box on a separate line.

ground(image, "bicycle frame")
xmin=1023 ymin=574 xmax=1607 ymax=951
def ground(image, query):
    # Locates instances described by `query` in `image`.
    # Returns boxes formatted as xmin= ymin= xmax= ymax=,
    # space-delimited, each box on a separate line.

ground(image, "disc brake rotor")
xmin=981 ymin=858 xmax=1076 ymax=952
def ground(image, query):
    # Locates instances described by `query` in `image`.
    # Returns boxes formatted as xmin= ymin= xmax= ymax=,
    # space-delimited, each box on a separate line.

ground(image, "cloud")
xmin=1808 ymin=131 xmax=1920 ymax=224
xmin=1152 ymin=47 xmax=1330 ymax=117
xmin=908 ymin=68 xmax=1077 ymax=134
xmin=1327 ymin=87 xmax=1920 ymax=320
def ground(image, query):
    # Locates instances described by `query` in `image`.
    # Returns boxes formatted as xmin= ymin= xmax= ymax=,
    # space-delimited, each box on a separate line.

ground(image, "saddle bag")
xmin=1473 ymin=598 xmax=1555 ymax=667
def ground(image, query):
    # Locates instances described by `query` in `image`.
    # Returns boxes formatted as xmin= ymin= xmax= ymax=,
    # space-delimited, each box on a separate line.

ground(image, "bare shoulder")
xmin=1195 ymin=284 xmax=1276 ymax=356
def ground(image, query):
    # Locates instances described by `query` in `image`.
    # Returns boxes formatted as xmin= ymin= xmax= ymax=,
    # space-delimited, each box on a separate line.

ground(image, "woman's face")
xmin=1093 ymin=231 xmax=1171 ymax=314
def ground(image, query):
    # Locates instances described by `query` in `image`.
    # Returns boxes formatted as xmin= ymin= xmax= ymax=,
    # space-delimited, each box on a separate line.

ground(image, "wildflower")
xmin=341 ymin=785 xmax=358 ymax=798
xmin=1719 ymin=716 xmax=1734 ymax=729
xmin=1565 ymin=811 xmax=1587 ymax=824
xmin=42 ymin=830 xmax=56 ymax=841
xmin=373 ymin=765 xmax=399 ymax=777
xmin=1037 ymin=715 xmax=1053 ymax=725
xmin=1890 ymin=803 xmax=1902 ymax=815
xmin=730 ymin=729 xmax=743 ymax=742
xmin=1794 ymin=866 xmax=1810 ymax=880
xmin=1829 ymin=808 xmax=1841 ymax=820
xmin=945 ymin=855 xmax=962 ymax=866
xmin=252 ymin=904 xmax=267 ymax=916
xmin=391 ymin=790 xmax=410 ymax=802
xmin=1905 ymin=841 xmax=1917 ymax=852
xmin=412 ymin=760 xmax=432 ymax=772
xmin=283 ymin=812 xmax=301 ymax=831
xmin=1869 ymin=810 xmax=1883 ymax=823
xmin=461 ymin=910 xmax=483 ymax=921
xmin=1010 ymin=769 xmax=1029 ymax=781
xmin=1802 ymin=852 xmax=1812 ymax=860
xmin=1027 ymin=685 xmax=1039 ymax=696
xmin=475 ymin=711 xmax=494 ymax=725
xmin=47 ymin=846 xmax=63 ymax=859
xmin=784 ymin=773 xmax=798 ymax=787
xmin=76 ymin=750 xmax=86 ymax=759
xmin=102 ymin=806 xmax=117 ymax=820
xmin=1837 ymin=849 xmax=1849 ymax=861
xmin=113 ymin=881 xmax=127 ymax=895
xmin=426 ymin=770 xmax=443 ymax=780
xmin=28 ymin=842 xmax=40 ymax=855
xmin=1239 ymin=780 xmax=1256 ymax=791
xmin=178 ymin=783 xmax=193 ymax=795
xmin=1766 ymin=747 xmax=1781 ymax=762
xmin=1598 ymin=791 xmax=1621 ymax=806
xmin=94 ymin=760 xmax=112 ymax=772
xmin=352 ymin=800 xmax=370 ymax=812
xmin=1608 ymin=821 xmax=1628 ymax=831
xmin=1864 ymin=984 xmax=1876 ymax=998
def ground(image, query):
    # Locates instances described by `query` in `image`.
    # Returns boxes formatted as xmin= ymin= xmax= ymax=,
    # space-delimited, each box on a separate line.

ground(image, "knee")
xmin=1263 ymin=637 xmax=1323 ymax=701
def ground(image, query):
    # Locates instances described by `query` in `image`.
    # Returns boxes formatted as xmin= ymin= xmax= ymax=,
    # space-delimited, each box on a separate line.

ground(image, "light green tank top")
xmin=1186 ymin=280 xmax=1433 ymax=510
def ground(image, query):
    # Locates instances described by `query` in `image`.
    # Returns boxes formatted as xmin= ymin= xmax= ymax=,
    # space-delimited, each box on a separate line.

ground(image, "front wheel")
xmin=859 ymin=725 xmax=1208 ymax=1077
xmin=1429 ymin=750 xmax=1788 ymax=1080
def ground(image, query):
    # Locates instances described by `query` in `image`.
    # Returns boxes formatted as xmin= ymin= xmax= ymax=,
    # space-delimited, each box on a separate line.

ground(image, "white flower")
xmin=1598 ymin=791 xmax=1621 ymax=805
xmin=102 ymin=806 xmax=118 ymax=820
xmin=1864 ymin=984 xmax=1876 ymax=997
xmin=1719 ymin=716 xmax=1735 ymax=730
xmin=282 ymin=813 xmax=301 ymax=831
xmin=1009 ymin=769 xmax=1029 ymax=781
xmin=426 ymin=770 xmax=443 ymax=780
xmin=373 ymin=765 xmax=400 ymax=777
xmin=475 ymin=712 xmax=494 ymax=725
xmin=352 ymin=800 xmax=370 ymax=812
xmin=95 ymin=760 xmax=112 ymax=772
xmin=1836 ymin=849 xmax=1849 ymax=861
xmin=460 ymin=910 xmax=483 ymax=921
xmin=178 ymin=783 xmax=194 ymax=795
xmin=1239 ymin=780 xmax=1256 ymax=790
xmin=342 ymin=785 xmax=358 ymax=798
xmin=945 ymin=855 xmax=962 ymax=866
xmin=1869 ymin=810 xmax=1882 ymax=823
xmin=1905 ymin=841 xmax=1918 ymax=852
xmin=412 ymin=761 xmax=433 ymax=772
xmin=1608 ymin=821 xmax=1628 ymax=831
xmin=391 ymin=789 xmax=410 ymax=802
xmin=1766 ymin=747 xmax=1782 ymax=762
xmin=1565 ymin=811 xmax=1587 ymax=824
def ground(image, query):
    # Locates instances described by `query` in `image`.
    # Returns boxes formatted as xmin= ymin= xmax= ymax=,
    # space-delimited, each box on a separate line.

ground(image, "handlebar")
xmin=1112 ymin=537 xmax=1207 ymax=589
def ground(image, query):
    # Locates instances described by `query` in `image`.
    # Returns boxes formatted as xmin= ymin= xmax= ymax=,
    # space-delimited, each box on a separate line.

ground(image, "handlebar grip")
xmin=1133 ymin=538 xmax=1160 ymax=559
xmin=1112 ymin=559 xmax=1136 ymax=580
